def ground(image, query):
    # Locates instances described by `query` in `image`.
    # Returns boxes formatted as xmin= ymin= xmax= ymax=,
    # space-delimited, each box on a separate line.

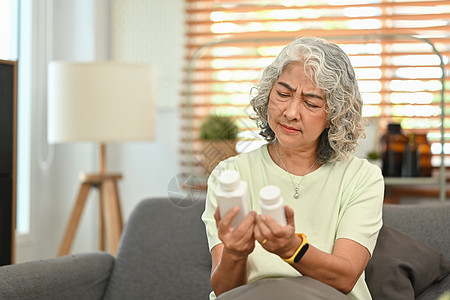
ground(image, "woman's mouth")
xmin=280 ymin=124 xmax=300 ymax=133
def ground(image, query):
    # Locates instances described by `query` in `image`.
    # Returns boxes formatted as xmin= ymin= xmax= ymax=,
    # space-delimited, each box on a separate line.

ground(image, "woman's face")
xmin=267 ymin=62 xmax=328 ymax=152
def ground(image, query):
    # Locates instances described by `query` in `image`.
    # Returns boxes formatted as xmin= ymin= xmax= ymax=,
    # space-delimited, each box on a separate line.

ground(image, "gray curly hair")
xmin=250 ymin=36 xmax=366 ymax=163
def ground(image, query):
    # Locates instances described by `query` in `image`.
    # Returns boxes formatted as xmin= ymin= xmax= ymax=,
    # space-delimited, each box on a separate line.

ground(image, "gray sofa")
xmin=0 ymin=197 xmax=449 ymax=300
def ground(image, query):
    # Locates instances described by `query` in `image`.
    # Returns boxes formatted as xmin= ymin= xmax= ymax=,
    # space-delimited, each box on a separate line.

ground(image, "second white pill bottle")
xmin=216 ymin=170 xmax=250 ymax=229
xmin=259 ymin=185 xmax=287 ymax=226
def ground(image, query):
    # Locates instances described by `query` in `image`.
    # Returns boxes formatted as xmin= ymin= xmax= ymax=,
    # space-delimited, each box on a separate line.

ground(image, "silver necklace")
xmin=274 ymin=142 xmax=318 ymax=199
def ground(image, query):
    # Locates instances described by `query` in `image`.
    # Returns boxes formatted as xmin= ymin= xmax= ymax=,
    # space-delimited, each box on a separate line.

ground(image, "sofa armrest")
xmin=0 ymin=252 xmax=114 ymax=300
xmin=382 ymin=203 xmax=450 ymax=257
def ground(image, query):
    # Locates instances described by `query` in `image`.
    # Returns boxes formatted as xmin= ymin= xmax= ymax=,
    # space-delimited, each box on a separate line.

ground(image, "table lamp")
xmin=47 ymin=61 xmax=156 ymax=256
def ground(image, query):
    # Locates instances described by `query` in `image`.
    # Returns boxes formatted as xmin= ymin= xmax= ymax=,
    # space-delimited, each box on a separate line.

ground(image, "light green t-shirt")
xmin=201 ymin=144 xmax=384 ymax=300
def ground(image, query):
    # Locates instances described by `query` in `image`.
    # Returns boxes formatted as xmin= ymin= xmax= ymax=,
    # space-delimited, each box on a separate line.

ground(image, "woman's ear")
xmin=325 ymin=116 xmax=331 ymax=129
xmin=262 ymin=101 xmax=268 ymax=120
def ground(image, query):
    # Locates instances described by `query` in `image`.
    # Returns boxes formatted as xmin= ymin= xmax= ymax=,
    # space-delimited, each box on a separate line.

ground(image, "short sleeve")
xmin=336 ymin=161 xmax=384 ymax=256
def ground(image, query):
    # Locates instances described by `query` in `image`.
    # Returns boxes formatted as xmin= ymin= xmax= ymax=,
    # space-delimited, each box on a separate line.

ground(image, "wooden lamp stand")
xmin=58 ymin=144 xmax=123 ymax=256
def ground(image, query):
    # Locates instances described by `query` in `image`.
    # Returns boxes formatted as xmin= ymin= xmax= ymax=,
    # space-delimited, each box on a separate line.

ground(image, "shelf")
xmin=383 ymin=175 xmax=449 ymax=204
xmin=384 ymin=177 xmax=439 ymax=186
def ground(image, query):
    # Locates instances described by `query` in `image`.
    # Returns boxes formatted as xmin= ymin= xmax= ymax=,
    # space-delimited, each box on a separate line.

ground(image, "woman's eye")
xmin=277 ymin=91 xmax=289 ymax=98
xmin=305 ymin=101 xmax=320 ymax=108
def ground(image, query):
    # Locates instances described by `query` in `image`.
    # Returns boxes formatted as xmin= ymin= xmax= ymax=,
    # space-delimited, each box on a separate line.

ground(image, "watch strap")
xmin=283 ymin=233 xmax=309 ymax=264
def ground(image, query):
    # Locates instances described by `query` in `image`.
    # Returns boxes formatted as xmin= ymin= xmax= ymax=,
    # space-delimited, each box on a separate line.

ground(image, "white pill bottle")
xmin=259 ymin=185 xmax=287 ymax=226
xmin=216 ymin=170 xmax=250 ymax=229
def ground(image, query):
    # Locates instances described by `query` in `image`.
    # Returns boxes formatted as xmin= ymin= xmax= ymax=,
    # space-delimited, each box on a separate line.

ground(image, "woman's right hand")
xmin=214 ymin=206 xmax=257 ymax=261
xmin=210 ymin=208 xmax=256 ymax=296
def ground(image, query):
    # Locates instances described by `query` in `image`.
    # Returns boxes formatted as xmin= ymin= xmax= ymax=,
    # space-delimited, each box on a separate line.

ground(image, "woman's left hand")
xmin=254 ymin=205 xmax=302 ymax=259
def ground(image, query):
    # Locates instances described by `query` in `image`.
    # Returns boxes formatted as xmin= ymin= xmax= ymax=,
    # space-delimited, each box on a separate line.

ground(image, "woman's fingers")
xmin=285 ymin=205 xmax=295 ymax=227
xmin=255 ymin=209 xmax=298 ymax=255
xmin=237 ymin=211 xmax=257 ymax=233
xmin=217 ymin=210 xmax=256 ymax=258
xmin=214 ymin=207 xmax=220 ymax=224
xmin=255 ymin=215 xmax=272 ymax=238
xmin=217 ymin=206 xmax=239 ymax=230
xmin=253 ymin=221 xmax=263 ymax=242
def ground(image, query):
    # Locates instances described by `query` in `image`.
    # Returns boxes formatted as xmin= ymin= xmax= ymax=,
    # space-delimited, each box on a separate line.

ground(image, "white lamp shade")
xmin=47 ymin=61 xmax=156 ymax=143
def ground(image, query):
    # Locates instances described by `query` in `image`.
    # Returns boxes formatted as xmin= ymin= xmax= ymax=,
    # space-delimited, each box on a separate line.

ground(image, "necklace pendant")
xmin=294 ymin=188 xmax=299 ymax=199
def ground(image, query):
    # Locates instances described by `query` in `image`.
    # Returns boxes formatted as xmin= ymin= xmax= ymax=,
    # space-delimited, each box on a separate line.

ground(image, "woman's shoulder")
xmin=340 ymin=154 xmax=383 ymax=181
xmin=225 ymin=143 xmax=267 ymax=163
xmin=349 ymin=155 xmax=382 ymax=172
xmin=213 ymin=143 xmax=268 ymax=172
xmin=333 ymin=154 xmax=379 ymax=168
xmin=324 ymin=155 xmax=382 ymax=178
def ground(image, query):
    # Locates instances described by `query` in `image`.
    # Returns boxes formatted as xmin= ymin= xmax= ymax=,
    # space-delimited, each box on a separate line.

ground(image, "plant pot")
xmin=200 ymin=140 xmax=238 ymax=174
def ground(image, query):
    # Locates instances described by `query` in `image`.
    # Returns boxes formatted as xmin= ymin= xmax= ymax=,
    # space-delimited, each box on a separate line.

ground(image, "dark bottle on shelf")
xmin=381 ymin=123 xmax=408 ymax=177
xmin=401 ymin=133 xmax=418 ymax=177
xmin=415 ymin=133 xmax=432 ymax=177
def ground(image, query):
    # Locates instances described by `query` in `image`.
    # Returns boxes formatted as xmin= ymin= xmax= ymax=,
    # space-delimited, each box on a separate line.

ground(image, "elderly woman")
xmin=201 ymin=36 xmax=384 ymax=300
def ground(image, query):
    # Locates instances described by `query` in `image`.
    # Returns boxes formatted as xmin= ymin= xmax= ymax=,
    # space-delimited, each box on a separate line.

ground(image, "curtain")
xmin=181 ymin=0 xmax=450 ymax=181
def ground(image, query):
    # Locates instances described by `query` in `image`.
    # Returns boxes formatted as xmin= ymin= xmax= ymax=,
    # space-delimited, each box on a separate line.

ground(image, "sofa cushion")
xmin=365 ymin=224 xmax=450 ymax=300
xmin=103 ymin=198 xmax=212 ymax=300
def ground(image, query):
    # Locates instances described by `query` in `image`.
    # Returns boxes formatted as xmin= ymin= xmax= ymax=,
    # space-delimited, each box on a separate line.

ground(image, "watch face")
xmin=294 ymin=243 xmax=309 ymax=263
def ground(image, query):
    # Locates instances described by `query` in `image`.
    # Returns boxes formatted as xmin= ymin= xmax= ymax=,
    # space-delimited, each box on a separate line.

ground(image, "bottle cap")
xmin=259 ymin=185 xmax=281 ymax=205
xmin=218 ymin=170 xmax=241 ymax=192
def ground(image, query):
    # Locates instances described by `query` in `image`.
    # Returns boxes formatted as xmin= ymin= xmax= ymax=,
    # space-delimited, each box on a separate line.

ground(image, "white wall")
xmin=16 ymin=0 xmax=182 ymax=262
xmin=108 ymin=0 xmax=185 ymax=218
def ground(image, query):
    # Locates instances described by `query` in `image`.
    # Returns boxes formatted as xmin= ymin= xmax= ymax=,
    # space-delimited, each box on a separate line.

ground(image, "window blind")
xmin=181 ymin=0 xmax=450 ymax=181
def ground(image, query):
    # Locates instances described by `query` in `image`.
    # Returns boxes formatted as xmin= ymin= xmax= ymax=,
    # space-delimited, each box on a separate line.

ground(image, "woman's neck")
xmin=268 ymin=141 xmax=320 ymax=176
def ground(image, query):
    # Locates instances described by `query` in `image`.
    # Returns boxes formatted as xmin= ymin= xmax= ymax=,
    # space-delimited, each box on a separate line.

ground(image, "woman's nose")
xmin=284 ymin=96 xmax=302 ymax=120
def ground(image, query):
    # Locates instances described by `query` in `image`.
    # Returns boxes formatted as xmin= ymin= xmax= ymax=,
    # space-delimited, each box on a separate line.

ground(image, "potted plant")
xmin=199 ymin=115 xmax=239 ymax=173
xmin=367 ymin=150 xmax=382 ymax=169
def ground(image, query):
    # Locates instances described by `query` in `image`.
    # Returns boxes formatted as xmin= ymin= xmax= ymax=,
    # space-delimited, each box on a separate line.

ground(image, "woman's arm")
xmin=210 ymin=207 xmax=257 ymax=297
xmin=254 ymin=206 xmax=370 ymax=294
xmin=291 ymin=237 xmax=370 ymax=294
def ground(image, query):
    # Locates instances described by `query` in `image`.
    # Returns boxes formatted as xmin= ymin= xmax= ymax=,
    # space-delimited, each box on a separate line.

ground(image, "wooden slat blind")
xmin=181 ymin=0 xmax=450 ymax=178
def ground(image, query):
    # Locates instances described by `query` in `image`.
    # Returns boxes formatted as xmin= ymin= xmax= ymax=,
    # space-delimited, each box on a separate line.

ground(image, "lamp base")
xmin=58 ymin=172 xmax=123 ymax=257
